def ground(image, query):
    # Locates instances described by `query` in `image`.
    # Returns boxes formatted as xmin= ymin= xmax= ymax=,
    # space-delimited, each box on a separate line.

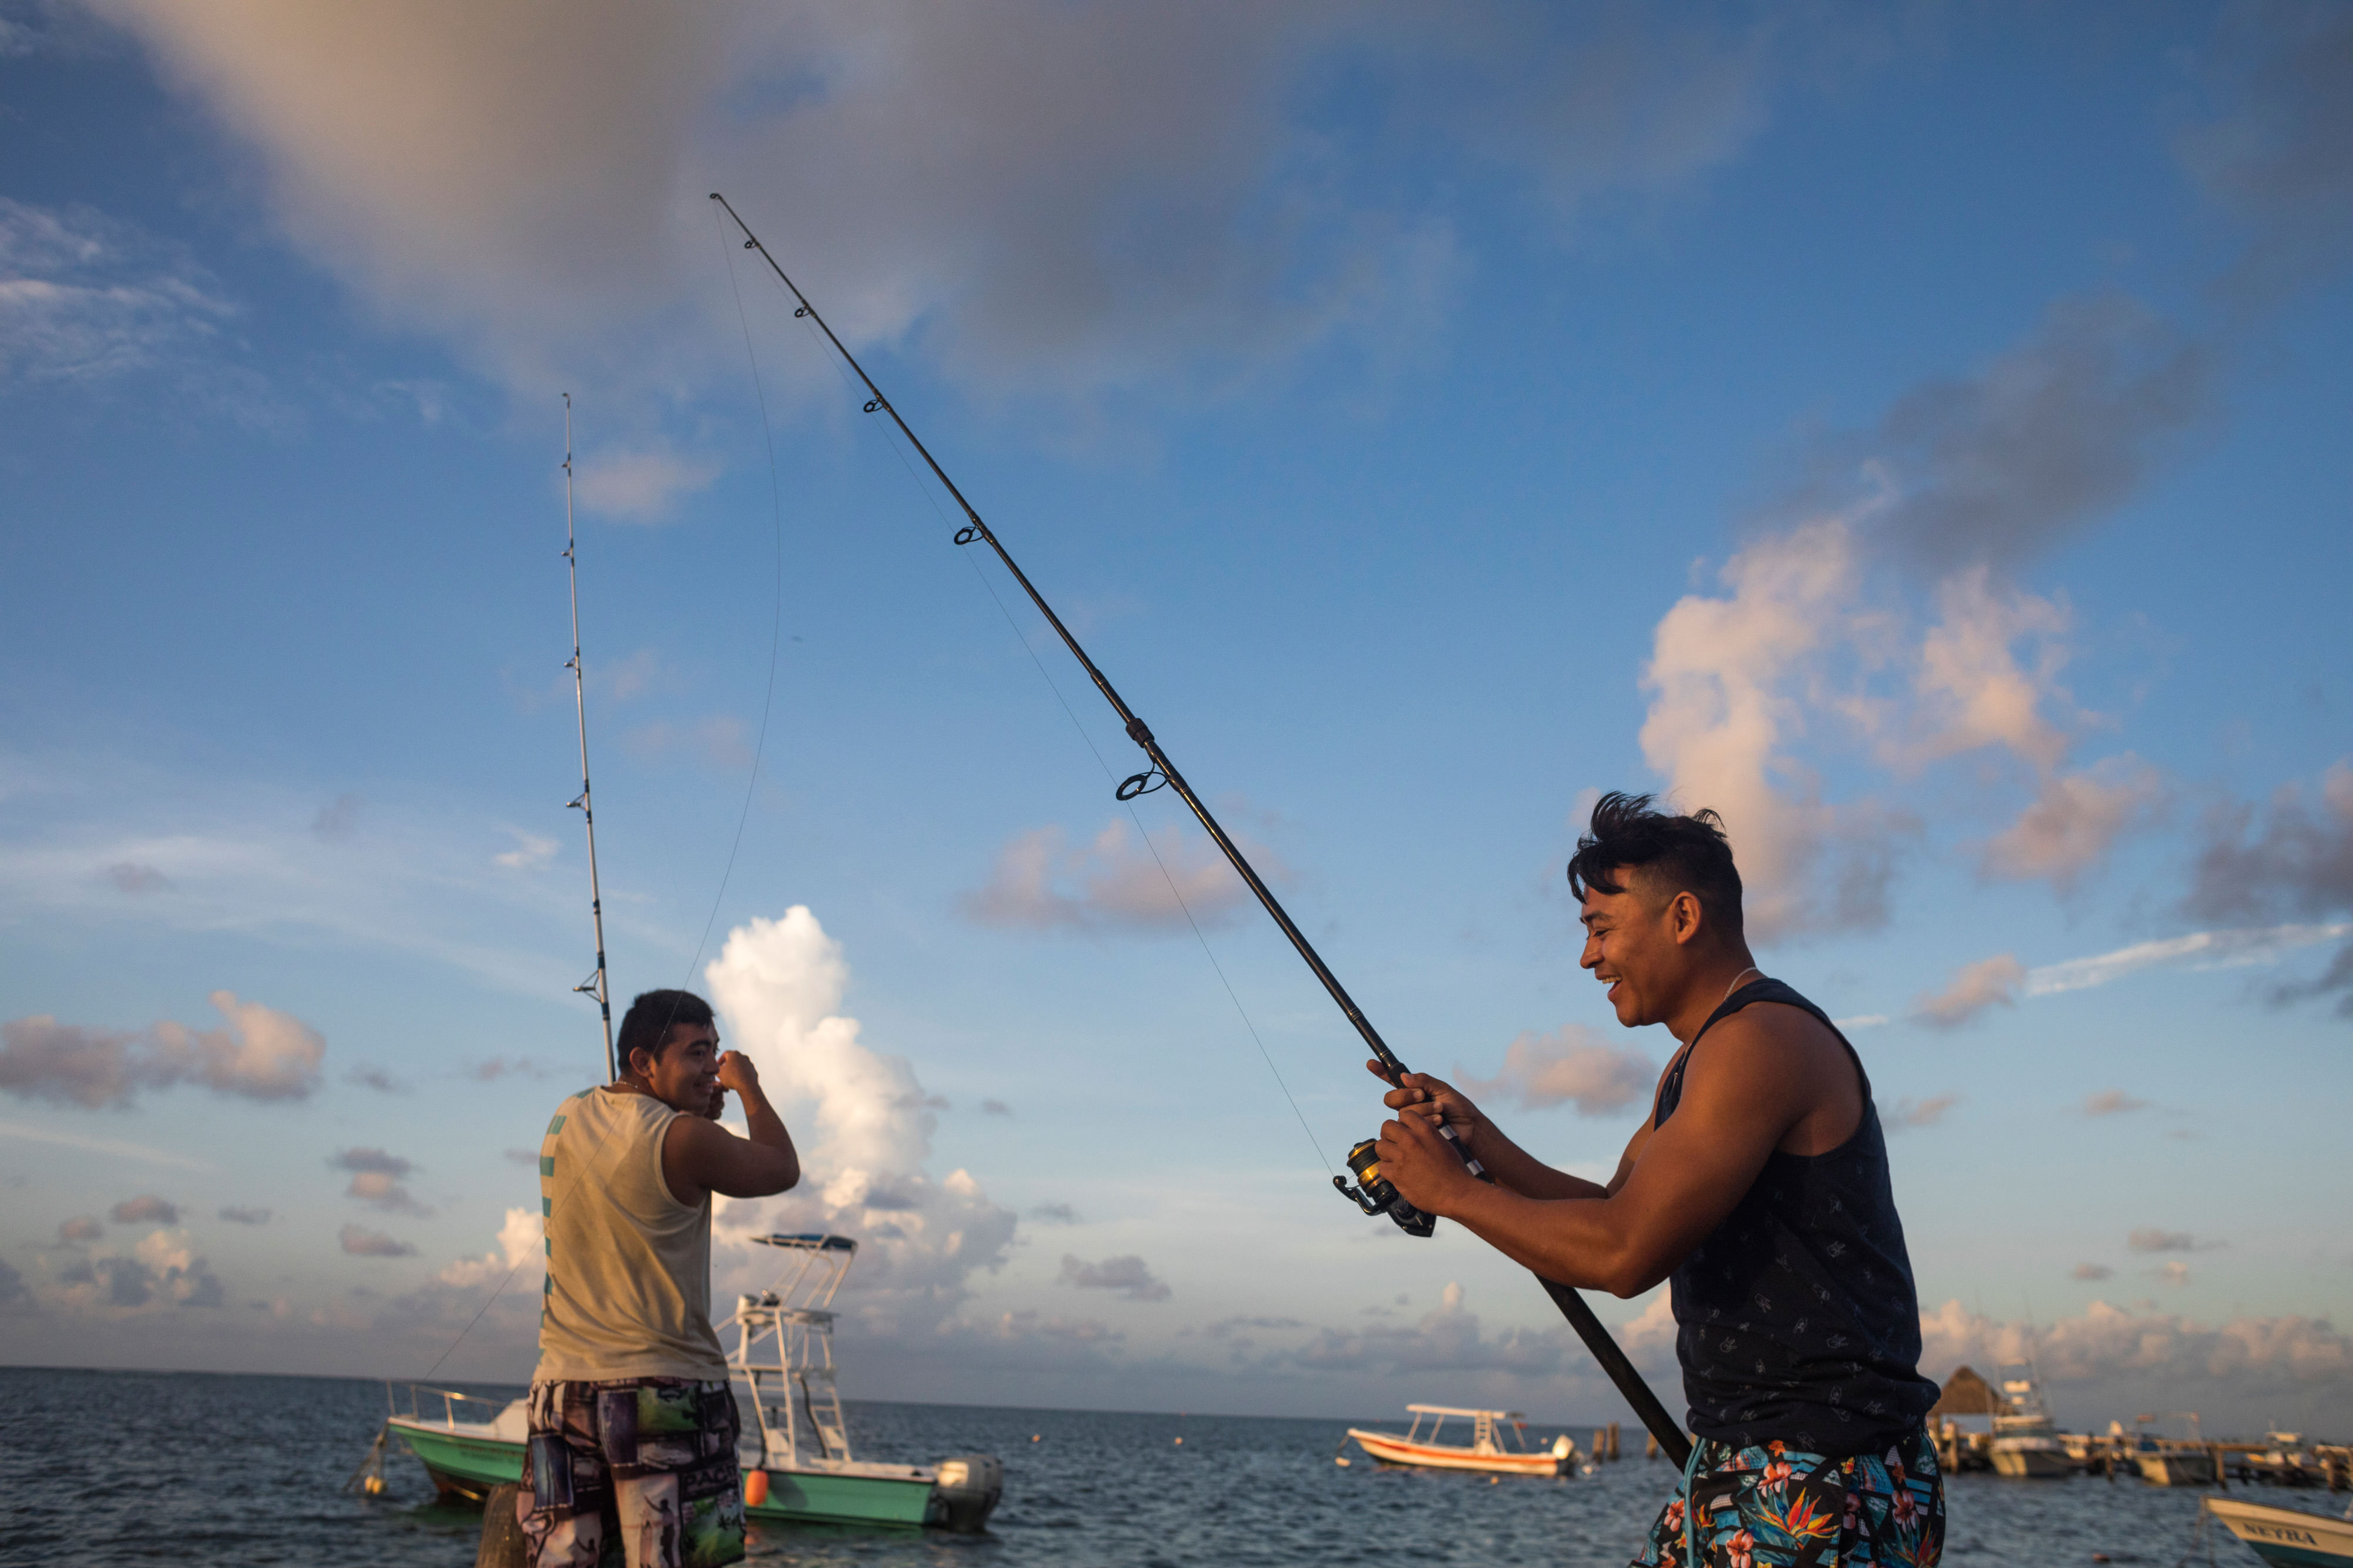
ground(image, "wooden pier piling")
xmin=476 ymin=1482 xmax=527 ymax=1568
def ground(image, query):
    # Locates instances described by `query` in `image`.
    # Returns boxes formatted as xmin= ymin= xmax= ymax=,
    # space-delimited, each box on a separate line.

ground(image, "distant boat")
xmin=379 ymin=1234 xmax=1001 ymax=1532
xmin=1988 ymin=1367 xmax=2073 ymax=1479
xmin=1344 ymin=1405 xmax=1576 ymax=1476
xmin=2131 ymin=1411 xmax=2217 ymax=1486
xmin=2205 ymin=1494 xmax=2353 ymax=1567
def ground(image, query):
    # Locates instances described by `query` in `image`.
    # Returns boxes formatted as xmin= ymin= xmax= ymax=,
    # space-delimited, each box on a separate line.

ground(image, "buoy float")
xmin=362 ymin=1474 xmax=386 ymax=1496
xmin=1031 ymin=1434 xmax=1042 ymax=1443
xmin=1174 ymin=1437 xmax=1184 ymax=1446
xmin=1335 ymin=1457 xmax=1351 ymax=1467
xmin=744 ymin=1470 xmax=769 ymax=1507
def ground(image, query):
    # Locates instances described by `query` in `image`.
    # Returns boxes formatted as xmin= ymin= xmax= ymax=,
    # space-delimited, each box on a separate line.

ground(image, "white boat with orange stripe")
xmin=1343 ymin=1405 xmax=1578 ymax=1476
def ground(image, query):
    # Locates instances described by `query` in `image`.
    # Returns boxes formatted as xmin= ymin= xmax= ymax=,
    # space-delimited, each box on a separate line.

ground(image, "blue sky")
xmin=2 ymin=2 xmax=2348 ymax=1434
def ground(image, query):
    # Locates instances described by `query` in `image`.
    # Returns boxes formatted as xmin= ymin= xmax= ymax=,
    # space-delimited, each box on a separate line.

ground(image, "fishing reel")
xmin=1333 ymin=1137 xmax=1437 ymax=1237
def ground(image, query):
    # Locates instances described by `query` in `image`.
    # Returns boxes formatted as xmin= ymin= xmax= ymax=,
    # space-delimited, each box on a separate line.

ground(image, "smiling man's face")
xmin=1578 ymin=870 xmax=1682 ymax=1028
xmin=630 ymin=1022 xmax=722 ymax=1114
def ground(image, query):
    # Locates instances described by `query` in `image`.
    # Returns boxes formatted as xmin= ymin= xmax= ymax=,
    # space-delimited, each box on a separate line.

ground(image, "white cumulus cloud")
xmin=705 ymin=906 xmax=1016 ymax=1337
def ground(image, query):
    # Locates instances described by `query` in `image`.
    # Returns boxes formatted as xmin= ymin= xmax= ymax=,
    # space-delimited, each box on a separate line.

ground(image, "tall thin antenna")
xmin=561 ymin=393 xmax=617 ymax=1082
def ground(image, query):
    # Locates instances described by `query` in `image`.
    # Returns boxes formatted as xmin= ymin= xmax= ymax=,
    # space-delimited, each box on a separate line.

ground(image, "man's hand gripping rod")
xmin=710 ymin=192 xmax=1692 ymax=1469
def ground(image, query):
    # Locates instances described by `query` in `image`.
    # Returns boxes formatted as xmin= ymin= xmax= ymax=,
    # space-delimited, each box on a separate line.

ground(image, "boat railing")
xmin=384 ymin=1380 xmax=510 ymax=1429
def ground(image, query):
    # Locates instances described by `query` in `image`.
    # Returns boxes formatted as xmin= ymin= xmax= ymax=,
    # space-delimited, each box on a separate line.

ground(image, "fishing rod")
xmin=560 ymin=393 xmax=618 ymax=1083
xmin=709 ymin=192 xmax=1691 ymax=1467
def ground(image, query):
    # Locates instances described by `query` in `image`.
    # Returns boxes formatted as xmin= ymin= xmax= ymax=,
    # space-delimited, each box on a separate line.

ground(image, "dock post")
xmin=476 ymin=1482 xmax=528 ymax=1568
xmin=1646 ymin=1431 xmax=1659 ymax=1460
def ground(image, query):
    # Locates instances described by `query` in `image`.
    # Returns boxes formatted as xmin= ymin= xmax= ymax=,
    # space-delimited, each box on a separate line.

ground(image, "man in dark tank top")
xmin=1368 ymin=793 xmax=1944 ymax=1567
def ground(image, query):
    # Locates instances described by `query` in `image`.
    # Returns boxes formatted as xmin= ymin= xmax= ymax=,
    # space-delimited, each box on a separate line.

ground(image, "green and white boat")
xmin=379 ymin=1233 xmax=1001 ymax=1533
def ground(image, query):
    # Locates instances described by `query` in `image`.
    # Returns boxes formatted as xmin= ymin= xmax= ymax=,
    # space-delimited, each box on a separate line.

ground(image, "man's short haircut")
xmin=616 ymin=989 xmax=716 ymax=1074
xmin=1567 ymin=792 xmax=1744 ymax=939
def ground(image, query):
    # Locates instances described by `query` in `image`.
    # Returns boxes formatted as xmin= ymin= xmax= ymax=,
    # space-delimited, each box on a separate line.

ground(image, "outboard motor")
xmin=929 ymin=1453 xmax=1004 ymax=1533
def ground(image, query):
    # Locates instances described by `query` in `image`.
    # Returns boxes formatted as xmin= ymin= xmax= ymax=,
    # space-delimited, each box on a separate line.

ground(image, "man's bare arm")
xmin=663 ymin=1053 xmax=799 ymax=1203
xmin=1369 ymin=1010 xmax=1819 ymax=1296
xmin=1371 ymin=1062 xmax=1654 ymax=1203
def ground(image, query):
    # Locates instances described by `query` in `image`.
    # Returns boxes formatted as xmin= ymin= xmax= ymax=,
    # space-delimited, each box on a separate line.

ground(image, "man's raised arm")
xmin=664 ymin=1052 xmax=799 ymax=1203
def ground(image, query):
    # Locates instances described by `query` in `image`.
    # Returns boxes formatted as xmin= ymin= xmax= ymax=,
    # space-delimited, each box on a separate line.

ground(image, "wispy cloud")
xmin=109 ymin=1195 xmax=179 ymax=1225
xmin=1058 ymin=1253 xmax=1171 ymax=1302
xmin=0 ymin=1119 xmax=214 ymax=1172
xmin=1912 ymin=954 xmax=2025 ymax=1028
xmin=573 ymin=446 xmax=721 ymax=523
xmin=2184 ymin=762 xmax=2353 ymax=1015
xmin=0 ymin=993 xmax=324 ymax=1108
xmin=0 ymin=196 xmax=281 ymax=424
xmin=2025 ymin=922 xmax=2351 ymax=997
xmin=2127 ymin=1227 xmax=2222 ymax=1254
xmin=621 ymin=716 xmax=752 ymax=772
xmin=959 ymin=819 xmax=1270 ymax=934
xmin=1460 ymin=1026 xmax=1653 ymax=1115
xmin=1887 ymin=1093 xmax=1960 ymax=1130
xmin=492 ymin=829 xmax=558 ymax=872
xmin=338 ymin=1224 xmax=415 ymax=1259
xmin=0 ymin=749 xmax=668 ymax=999
xmin=331 ymin=1147 xmax=428 ymax=1215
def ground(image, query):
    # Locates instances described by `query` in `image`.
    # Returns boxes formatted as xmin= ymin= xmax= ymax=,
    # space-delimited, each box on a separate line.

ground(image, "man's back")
xmin=535 ymin=1084 xmax=727 ymax=1383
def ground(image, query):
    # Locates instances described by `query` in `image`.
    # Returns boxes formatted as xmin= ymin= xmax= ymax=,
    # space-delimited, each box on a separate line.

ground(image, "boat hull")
xmin=2208 ymin=1497 xmax=2353 ymax=1567
xmin=2138 ymin=1449 xmax=2218 ymax=1486
xmin=746 ymin=1467 xmax=933 ymax=1527
xmin=1345 ymin=1429 xmax=1565 ymax=1476
xmin=1989 ymin=1446 xmax=2074 ymax=1479
xmin=386 ymin=1419 xmax=936 ymax=1529
xmin=389 ymin=1418 xmax=523 ymax=1502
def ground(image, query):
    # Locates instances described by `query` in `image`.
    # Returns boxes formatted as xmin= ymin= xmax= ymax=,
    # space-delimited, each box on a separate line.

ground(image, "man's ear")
xmin=1667 ymin=889 xmax=1705 ymax=945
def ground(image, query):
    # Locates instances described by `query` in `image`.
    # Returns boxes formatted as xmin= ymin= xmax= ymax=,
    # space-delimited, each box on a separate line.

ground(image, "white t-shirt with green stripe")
xmin=532 ymin=1085 xmax=728 ymax=1383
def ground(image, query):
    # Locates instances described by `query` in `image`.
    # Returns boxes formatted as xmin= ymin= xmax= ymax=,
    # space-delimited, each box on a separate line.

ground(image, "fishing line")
xmin=412 ymin=229 xmax=792 ymax=1386
xmin=708 ymin=194 xmax=1693 ymax=1466
xmin=678 ymin=206 xmax=792 ymax=990
xmin=418 ymin=1252 xmax=528 ymax=1385
xmin=770 ymin=282 xmax=1332 ymax=1179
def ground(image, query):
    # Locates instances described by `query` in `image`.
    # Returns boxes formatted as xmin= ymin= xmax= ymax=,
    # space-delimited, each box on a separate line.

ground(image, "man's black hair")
xmin=1566 ymin=791 xmax=1745 ymax=939
xmin=616 ymin=989 xmax=715 ymax=1075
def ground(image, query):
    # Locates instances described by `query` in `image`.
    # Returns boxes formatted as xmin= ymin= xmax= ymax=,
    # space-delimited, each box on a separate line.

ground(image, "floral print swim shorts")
xmin=1630 ymin=1424 xmax=1944 ymax=1567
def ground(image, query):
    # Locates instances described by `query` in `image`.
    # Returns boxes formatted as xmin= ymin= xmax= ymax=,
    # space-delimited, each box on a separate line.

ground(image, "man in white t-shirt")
xmin=520 ymin=988 xmax=799 ymax=1568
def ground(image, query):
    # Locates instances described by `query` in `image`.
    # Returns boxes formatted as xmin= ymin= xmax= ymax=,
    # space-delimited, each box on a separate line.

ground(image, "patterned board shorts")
xmin=518 ymin=1377 xmax=746 ymax=1568
xmin=1630 ymin=1424 xmax=1944 ymax=1568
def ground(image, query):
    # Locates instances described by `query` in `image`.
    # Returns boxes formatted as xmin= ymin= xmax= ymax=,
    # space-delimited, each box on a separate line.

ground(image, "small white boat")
xmin=1988 ymin=1370 xmax=2073 ymax=1479
xmin=2205 ymin=1494 xmax=2353 ymax=1567
xmin=1344 ymin=1405 xmax=1576 ymax=1477
xmin=2132 ymin=1411 xmax=2218 ymax=1486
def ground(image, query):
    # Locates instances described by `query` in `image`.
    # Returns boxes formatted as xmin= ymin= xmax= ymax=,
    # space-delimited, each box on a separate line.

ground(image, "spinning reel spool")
xmin=1332 ymin=1137 xmax=1437 ymax=1237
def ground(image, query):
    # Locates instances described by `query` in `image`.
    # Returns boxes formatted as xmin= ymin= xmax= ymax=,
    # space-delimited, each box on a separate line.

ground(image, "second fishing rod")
xmin=711 ymin=192 xmax=1691 ymax=1469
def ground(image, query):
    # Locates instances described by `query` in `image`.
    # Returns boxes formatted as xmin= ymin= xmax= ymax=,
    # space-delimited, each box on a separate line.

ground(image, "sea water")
xmin=0 ymin=1365 xmax=2254 ymax=1566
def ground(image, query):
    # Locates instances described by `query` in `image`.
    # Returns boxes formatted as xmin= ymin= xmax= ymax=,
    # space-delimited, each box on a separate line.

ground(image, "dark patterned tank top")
xmin=1654 ymin=977 xmax=1938 ymax=1456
